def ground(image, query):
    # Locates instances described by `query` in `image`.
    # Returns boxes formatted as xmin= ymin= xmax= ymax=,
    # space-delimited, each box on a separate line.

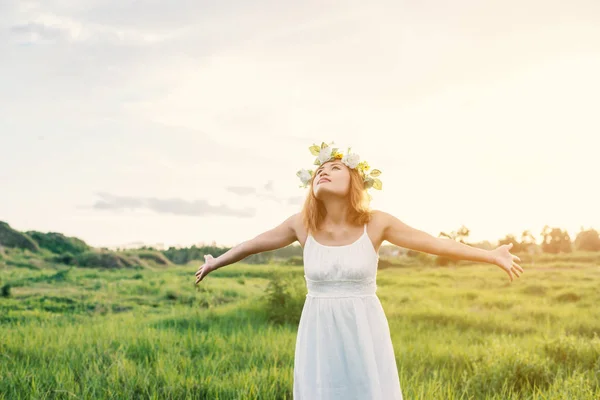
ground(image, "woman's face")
xmin=312 ymin=160 xmax=351 ymax=199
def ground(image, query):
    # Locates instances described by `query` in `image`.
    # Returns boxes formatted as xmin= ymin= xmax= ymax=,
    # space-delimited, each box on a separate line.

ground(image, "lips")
xmin=318 ymin=178 xmax=331 ymax=184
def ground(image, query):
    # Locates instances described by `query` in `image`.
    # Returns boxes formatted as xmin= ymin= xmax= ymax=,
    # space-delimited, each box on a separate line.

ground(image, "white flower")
xmin=296 ymin=169 xmax=312 ymax=186
xmin=317 ymin=146 xmax=333 ymax=164
xmin=342 ymin=153 xmax=360 ymax=169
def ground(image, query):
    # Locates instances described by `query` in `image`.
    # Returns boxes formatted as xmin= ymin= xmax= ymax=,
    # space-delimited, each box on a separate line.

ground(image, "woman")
xmin=195 ymin=142 xmax=524 ymax=399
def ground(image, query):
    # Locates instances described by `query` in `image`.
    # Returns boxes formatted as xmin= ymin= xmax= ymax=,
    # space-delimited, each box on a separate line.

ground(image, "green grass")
xmin=1 ymin=253 xmax=599 ymax=399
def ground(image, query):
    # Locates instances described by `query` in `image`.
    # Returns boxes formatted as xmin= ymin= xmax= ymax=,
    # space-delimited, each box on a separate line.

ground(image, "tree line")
xmin=439 ymin=225 xmax=600 ymax=254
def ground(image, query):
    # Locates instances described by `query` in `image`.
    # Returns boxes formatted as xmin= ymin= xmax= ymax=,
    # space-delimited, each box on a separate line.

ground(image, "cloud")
xmin=93 ymin=192 xmax=255 ymax=217
xmin=10 ymin=21 xmax=68 ymax=42
xmin=7 ymin=3 xmax=186 ymax=45
xmin=227 ymin=180 xmax=274 ymax=196
xmin=225 ymin=180 xmax=300 ymax=204
xmin=93 ymin=193 xmax=144 ymax=210
xmin=225 ymin=186 xmax=257 ymax=196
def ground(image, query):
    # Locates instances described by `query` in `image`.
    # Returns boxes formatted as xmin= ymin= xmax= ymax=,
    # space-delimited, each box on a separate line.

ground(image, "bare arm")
xmin=378 ymin=210 xmax=524 ymax=281
xmin=380 ymin=210 xmax=494 ymax=263
xmin=210 ymin=213 xmax=299 ymax=270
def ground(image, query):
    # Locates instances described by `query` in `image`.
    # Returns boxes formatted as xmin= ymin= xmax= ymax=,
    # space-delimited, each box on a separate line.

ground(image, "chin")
xmin=315 ymin=188 xmax=346 ymax=198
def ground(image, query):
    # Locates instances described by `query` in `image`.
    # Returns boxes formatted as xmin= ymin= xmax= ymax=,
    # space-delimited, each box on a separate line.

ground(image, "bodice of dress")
xmin=303 ymin=224 xmax=379 ymax=298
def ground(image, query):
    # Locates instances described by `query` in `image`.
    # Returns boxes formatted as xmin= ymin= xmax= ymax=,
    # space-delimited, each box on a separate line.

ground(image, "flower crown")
xmin=296 ymin=141 xmax=382 ymax=190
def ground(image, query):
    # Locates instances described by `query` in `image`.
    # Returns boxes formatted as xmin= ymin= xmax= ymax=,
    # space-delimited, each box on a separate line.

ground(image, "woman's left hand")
xmin=491 ymin=243 xmax=524 ymax=282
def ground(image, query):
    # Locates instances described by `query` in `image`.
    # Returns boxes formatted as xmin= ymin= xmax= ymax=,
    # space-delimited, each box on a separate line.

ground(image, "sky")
xmin=1 ymin=0 xmax=598 ymax=249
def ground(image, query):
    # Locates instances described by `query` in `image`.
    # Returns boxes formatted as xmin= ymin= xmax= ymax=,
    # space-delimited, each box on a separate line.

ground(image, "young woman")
xmin=195 ymin=142 xmax=524 ymax=399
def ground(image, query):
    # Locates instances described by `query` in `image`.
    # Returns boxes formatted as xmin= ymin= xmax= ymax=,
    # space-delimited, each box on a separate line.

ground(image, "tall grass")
xmin=1 ymin=253 xmax=599 ymax=399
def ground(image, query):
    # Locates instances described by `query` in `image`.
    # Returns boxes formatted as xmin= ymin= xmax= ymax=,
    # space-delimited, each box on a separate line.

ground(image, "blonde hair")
xmin=301 ymin=162 xmax=373 ymax=234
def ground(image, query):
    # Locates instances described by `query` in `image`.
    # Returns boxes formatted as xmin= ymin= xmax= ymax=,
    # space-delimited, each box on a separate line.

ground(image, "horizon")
xmin=1 ymin=1 xmax=598 ymax=249
xmin=1 ymin=217 xmax=593 ymax=251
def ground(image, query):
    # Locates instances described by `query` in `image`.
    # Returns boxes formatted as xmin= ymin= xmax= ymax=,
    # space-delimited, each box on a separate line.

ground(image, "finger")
xmin=513 ymin=262 xmax=523 ymax=273
xmin=515 ymin=255 xmax=522 ymax=263
xmin=513 ymin=262 xmax=524 ymax=273
xmin=195 ymin=265 xmax=205 ymax=277
xmin=511 ymin=267 xmax=521 ymax=278
xmin=506 ymin=269 xmax=513 ymax=282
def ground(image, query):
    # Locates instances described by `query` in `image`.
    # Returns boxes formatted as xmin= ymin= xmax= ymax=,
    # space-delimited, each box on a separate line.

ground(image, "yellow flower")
xmin=333 ymin=152 xmax=343 ymax=159
xmin=355 ymin=161 xmax=369 ymax=174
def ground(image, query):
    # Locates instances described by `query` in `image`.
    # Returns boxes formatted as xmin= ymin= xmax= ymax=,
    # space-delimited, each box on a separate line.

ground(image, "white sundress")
xmin=293 ymin=223 xmax=404 ymax=400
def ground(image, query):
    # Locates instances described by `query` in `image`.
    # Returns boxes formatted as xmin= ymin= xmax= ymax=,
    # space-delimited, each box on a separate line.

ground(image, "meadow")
xmin=1 ymin=249 xmax=599 ymax=399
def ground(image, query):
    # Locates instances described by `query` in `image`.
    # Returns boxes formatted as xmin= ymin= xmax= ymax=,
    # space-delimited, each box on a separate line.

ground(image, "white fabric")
xmin=294 ymin=224 xmax=404 ymax=399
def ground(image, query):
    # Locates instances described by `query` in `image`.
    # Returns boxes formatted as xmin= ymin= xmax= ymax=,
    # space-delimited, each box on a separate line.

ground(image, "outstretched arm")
xmin=195 ymin=213 xmax=299 ymax=284
xmin=379 ymin=211 xmax=524 ymax=282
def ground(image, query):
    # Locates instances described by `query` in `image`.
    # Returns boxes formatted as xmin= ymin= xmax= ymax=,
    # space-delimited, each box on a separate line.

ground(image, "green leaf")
xmin=369 ymin=169 xmax=382 ymax=177
xmin=320 ymin=142 xmax=327 ymax=149
xmin=372 ymin=178 xmax=382 ymax=190
xmin=314 ymin=158 xmax=321 ymax=165
xmin=309 ymin=145 xmax=320 ymax=156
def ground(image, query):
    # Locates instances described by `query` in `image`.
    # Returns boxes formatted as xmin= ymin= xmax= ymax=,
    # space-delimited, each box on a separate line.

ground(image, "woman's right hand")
xmin=195 ymin=254 xmax=218 ymax=285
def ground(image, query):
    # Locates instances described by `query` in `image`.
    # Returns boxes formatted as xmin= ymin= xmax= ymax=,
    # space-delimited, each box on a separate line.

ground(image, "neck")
xmin=320 ymin=197 xmax=351 ymax=227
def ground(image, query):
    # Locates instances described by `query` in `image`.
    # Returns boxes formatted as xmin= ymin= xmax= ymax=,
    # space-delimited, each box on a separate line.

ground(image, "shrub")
xmin=48 ymin=252 xmax=77 ymax=265
xmin=378 ymin=258 xmax=402 ymax=269
xmin=435 ymin=256 xmax=456 ymax=266
xmin=282 ymin=256 xmax=303 ymax=266
xmin=25 ymin=231 xmax=90 ymax=255
xmin=75 ymin=250 xmax=143 ymax=269
xmin=262 ymin=272 xmax=306 ymax=326
xmin=554 ymin=292 xmax=581 ymax=303
xmin=1 ymin=283 xmax=11 ymax=297
xmin=245 ymin=251 xmax=274 ymax=265
xmin=0 ymin=221 xmax=39 ymax=252
xmin=125 ymin=250 xmax=171 ymax=266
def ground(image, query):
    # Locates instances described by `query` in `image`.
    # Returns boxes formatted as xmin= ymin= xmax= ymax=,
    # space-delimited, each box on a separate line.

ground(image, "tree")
xmin=520 ymin=230 xmax=537 ymax=252
xmin=439 ymin=225 xmax=470 ymax=244
xmin=540 ymin=225 xmax=572 ymax=253
xmin=498 ymin=234 xmax=522 ymax=253
xmin=436 ymin=225 xmax=471 ymax=266
xmin=574 ymin=227 xmax=600 ymax=251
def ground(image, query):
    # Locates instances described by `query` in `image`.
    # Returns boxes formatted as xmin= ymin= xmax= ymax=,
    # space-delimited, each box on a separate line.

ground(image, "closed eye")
xmin=317 ymin=166 xmax=340 ymax=176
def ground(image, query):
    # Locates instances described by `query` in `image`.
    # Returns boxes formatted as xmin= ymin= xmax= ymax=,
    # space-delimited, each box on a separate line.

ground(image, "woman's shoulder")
xmin=368 ymin=209 xmax=393 ymax=231
xmin=369 ymin=208 xmax=386 ymax=221
xmin=289 ymin=212 xmax=304 ymax=234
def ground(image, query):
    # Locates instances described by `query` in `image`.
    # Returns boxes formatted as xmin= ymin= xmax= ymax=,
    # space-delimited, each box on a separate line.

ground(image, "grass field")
xmin=1 ymin=250 xmax=599 ymax=399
